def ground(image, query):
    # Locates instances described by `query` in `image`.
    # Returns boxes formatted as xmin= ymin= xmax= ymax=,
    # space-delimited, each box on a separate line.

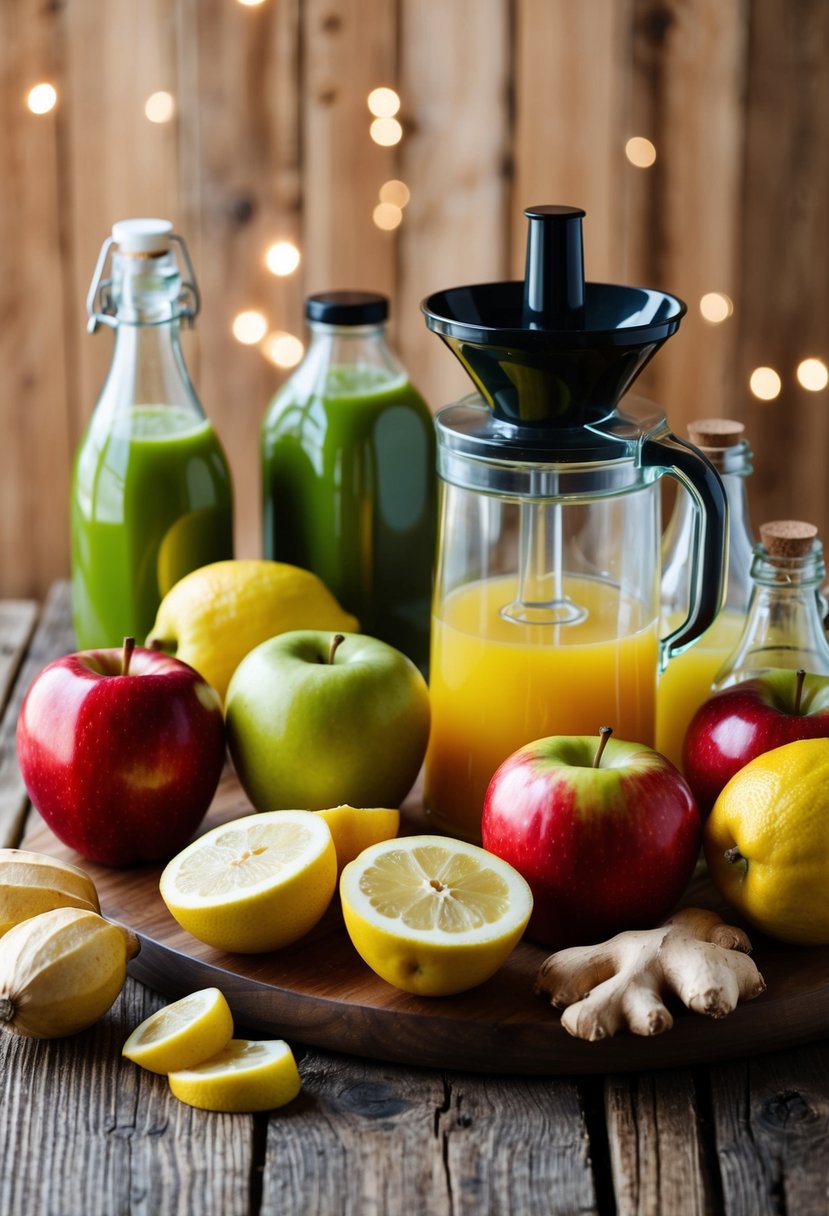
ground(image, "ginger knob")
xmin=534 ymin=907 xmax=766 ymax=1040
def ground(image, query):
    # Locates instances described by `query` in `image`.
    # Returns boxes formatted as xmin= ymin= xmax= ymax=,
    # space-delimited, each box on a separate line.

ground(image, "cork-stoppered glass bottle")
xmin=713 ymin=519 xmax=829 ymax=689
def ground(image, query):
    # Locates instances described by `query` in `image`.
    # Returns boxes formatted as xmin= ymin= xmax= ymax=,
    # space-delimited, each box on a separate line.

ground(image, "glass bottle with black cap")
xmin=261 ymin=290 xmax=436 ymax=671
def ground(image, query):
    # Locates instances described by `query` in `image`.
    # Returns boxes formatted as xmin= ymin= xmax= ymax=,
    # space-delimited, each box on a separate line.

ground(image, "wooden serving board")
xmin=23 ymin=770 xmax=829 ymax=1075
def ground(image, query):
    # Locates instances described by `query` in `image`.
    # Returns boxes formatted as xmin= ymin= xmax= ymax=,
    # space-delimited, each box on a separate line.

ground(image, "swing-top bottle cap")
xmin=112 ymin=218 xmax=174 ymax=255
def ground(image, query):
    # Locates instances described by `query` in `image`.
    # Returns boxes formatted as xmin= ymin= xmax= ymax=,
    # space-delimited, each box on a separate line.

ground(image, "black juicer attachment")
xmin=422 ymin=204 xmax=687 ymax=442
xmin=421 ymin=204 xmax=728 ymax=660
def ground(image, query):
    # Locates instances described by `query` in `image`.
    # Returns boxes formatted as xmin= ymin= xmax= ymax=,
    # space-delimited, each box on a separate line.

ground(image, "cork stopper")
xmin=760 ymin=520 xmax=818 ymax=558
xmin=687 ymin=418 xmax=745 ymax=448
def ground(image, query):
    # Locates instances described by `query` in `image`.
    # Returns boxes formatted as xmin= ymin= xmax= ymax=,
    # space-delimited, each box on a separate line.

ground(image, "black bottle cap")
xmin=305 ymin=291 xmax=389 ymax=325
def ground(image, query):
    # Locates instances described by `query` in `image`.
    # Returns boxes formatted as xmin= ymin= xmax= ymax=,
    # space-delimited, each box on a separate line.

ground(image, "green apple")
xmin=225 ymin=631 xmax=430 ymax=811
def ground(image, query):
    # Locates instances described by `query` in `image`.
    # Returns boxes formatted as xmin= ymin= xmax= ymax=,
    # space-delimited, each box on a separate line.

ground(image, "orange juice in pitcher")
xmin=426 ymin=574 xmax=659 ymax=840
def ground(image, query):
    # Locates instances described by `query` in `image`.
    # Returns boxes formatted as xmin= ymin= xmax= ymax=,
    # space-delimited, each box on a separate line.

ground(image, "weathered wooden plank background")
xmin=1 ymin=0 xmax=827 ymax=600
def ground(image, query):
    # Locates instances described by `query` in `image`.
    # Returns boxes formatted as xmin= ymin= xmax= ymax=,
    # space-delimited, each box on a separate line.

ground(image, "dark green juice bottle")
xmin=262 ymin=292 xmax=436 ymax=670
xmin=71 ymin=219 xmax=233 ymax=649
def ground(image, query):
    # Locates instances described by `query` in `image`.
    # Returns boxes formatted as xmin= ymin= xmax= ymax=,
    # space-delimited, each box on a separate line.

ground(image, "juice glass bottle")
xmin=71 ymin=219 xmax=233 ymax=649
xmin=656 ymin=419 xmax=754 ymax=767
xmin=261 ymin=292 xmax=436 ymax=670
xmin=712 ymin=519 xmax=829 ymax=689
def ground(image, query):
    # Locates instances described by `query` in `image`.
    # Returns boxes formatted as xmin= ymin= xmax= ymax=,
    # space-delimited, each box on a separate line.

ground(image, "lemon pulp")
xmin=122 ymin=987 xmax=234 ymax=1074
xmin=173 ymin=820 xmax=318 ymax=900
xmin=160 ymin=811 xmax=337 ymax=953
xmin=360 ymin=844 xmax=512 ymax=934
xmin=340 ymin=835 xmax=533 ymax=995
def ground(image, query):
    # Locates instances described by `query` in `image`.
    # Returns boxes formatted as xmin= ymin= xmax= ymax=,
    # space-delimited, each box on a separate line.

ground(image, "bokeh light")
xmin=749 ymin=367 xmax=782 ymax=401
xmin=237 ymin=0 xmax=267 ymax=6
xmin=379 ymin=180 xmax=410 ymax=208
xmin=265 ymin=241 xmax=301 ymax=276
xmin=699 ymin=292 xmax=734 ymax=324
xmin=370 ymin=117 xmax=403 ymax=147
xmin=368 ymin=87 xmax=400 ymax=118
xmin=373 ymin=203 xmax=403 ymax=231
xmin=145 ymin=91 xmax=176 ymax=124
xmin=232 ymin=310 xmax=268 ymax=345
xmin=796 ymin=358 xmax=829 ymax=392
xmin=262 ymin=331 xmax=305 ymax=369
xmin=27 ymin=83 xmax=57 ymax=115
xmin=625 ymin=136 xmax=657 ymax=168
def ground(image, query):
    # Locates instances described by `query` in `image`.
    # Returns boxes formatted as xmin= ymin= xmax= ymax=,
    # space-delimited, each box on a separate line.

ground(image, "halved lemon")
xmin=340 ymin=835 xmax=533 ymax=996
xmin=159 ymin=811 xmax=337 ymax=953
xmin=122 ymin=987 xmax=234 ymax=1074
xmin=313 ymin=805 xmax=400 ymax=873
xmin=168 ymin=1039 xmax=301 ymax=1112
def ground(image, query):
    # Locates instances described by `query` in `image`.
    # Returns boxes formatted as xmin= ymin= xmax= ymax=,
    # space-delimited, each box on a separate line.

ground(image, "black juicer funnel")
xmin=422 ymin=205 xmax=686 ymax=436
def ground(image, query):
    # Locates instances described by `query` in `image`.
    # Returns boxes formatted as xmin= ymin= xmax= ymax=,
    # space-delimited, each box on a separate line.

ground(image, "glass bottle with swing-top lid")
xmin=71 ymin=218 xmax=234 ymax=650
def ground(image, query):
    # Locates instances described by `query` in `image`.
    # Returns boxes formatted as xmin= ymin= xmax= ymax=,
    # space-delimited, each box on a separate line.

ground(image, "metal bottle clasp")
xmin=86 ymin=232 xmax=201 ymax=333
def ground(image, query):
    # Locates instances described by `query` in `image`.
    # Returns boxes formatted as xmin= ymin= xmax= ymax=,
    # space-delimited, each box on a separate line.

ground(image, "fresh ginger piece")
xmin=534 ymin=907 xmax=766 ymax=1041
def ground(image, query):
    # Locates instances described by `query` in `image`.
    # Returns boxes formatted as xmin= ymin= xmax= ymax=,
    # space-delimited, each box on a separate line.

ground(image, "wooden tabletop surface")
xmin=2 ymin=583 xmax=828 ymax=1216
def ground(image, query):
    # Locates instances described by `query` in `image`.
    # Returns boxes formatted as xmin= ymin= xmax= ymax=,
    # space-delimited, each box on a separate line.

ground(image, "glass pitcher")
xmin=421 ymin=205 xmax=727 ymax=841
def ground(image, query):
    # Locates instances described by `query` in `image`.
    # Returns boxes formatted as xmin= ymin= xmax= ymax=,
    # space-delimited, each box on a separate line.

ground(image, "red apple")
xmin=16 ymin=639 xmax=226 ymax=866
xmin=682 ymin=667 xmax=829 ymax=817
xmin=481 ymin=728 xmax=701 ymax=948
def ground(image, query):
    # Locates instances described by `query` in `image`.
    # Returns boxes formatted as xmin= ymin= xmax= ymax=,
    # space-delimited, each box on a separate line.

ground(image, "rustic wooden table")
xmin=2 ymin=584 xmax=828 ymax=1216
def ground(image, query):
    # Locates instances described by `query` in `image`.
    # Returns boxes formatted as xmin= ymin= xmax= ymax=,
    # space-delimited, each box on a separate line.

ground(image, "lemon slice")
xmin=168 ymin=1039 xmax=301 ymax=1112
xmin=122 ymin=987 xmax=234 ymax=1074
xmin=159 ymin=811 xmax=337 ymax=953
xmin=313 ymin=805 xmax=400 ymax=873
xmin=340 ymin=835 xmax=533 ymax=996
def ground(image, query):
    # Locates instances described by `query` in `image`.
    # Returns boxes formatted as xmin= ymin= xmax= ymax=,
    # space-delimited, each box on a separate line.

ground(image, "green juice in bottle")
xmin=262 ymin=292 xmax=436 ymax=671
xmin=71 ymin=219 xmax=233 ymax=649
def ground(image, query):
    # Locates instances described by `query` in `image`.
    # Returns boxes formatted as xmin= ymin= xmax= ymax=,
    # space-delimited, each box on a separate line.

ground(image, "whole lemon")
xmin=146 ymin=560 xmax=358 ymax=702
xmin=704 ymin=737 xmax=829 ymax=945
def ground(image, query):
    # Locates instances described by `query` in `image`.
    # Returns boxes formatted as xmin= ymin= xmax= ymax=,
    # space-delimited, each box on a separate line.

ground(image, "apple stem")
xmin=593 ymin=726 xmax=613 ymax=768
xmin=0 ymin=997 xmax=13 ymax=1023
xmin=725 ymin=847 xmax=745 ymax=865
xmin=328 ymin=634 xmax=346 ymax=665
xmin=122 ymin=636 xmax=135 ymax=677
xmin=794 ymin=668 xmax=807 ymax=714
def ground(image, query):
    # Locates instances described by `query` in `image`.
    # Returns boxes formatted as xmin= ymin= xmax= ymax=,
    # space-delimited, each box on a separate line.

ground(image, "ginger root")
xmin=534 ymin=907 xmax=766 ymax=1041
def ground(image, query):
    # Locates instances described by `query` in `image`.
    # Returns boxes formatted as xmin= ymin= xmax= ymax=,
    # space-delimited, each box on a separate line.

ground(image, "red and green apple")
xmin=481 ymin=728 xmax=701 ymax=947
xmin=16 ymin=639 xmax=226 ymax=866
xmin=225 ymin=631 xmax=430 ymax=812
xmin=682 ymin=667 xmax=829 ymax=816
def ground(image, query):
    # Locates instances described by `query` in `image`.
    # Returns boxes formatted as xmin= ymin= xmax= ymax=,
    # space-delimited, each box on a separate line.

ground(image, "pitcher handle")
xmin=641 ymin=431 xmax=729 ymax=672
